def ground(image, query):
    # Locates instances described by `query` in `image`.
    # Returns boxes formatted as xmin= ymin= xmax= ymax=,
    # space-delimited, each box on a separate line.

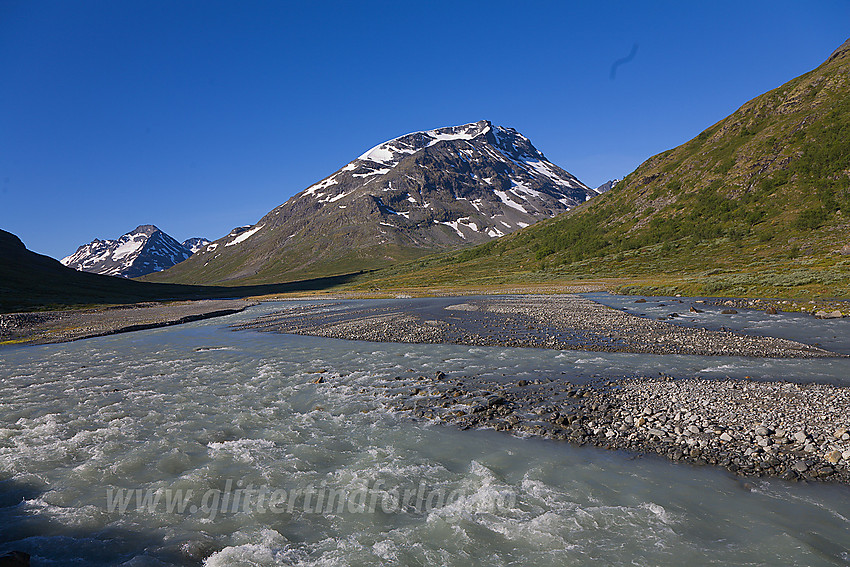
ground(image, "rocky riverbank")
xmin=703 ymin=297 xmax=850 ymax=318
xmin=317 ymin=370 xmax=850 ymax=484
xmin=0 ymin=299 xmax=254 ymax=345
xmin=234 ymin=295 xmax=842 ymax=358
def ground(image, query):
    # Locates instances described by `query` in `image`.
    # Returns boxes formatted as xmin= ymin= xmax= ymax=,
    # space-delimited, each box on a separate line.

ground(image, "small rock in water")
xmin=690 ymin=306 xmax=703 ymax=313
xmin=765 ymin=307 xmax=777 ymax=314
xmin=721 ymin=309 xmax=738 ymax=315
xmin=634 ymin=298 xmax=647 ymax=303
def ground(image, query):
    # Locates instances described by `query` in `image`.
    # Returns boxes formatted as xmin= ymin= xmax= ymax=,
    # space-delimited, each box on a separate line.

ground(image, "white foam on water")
xmin=204 ymin=529 xmax=301 ymax=566
xmin=207 ymin=439 xmax=277 ymax=463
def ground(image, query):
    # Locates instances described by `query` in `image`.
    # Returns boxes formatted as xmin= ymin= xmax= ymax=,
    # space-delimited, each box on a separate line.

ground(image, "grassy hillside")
xmin=342 ymin=39 xmax=850 ymax=299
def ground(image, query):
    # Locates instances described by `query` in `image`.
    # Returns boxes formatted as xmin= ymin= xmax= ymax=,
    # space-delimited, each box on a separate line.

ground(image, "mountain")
xmin=145 ymin=120 xmax=597 ymax=285
xmin=349 ymin=39 xmax=850 ymax=299
xmin=595 ymin=179 xmax=618 ymax=193
xmin=182 ymin=237 xmax=211 ymax=254
xmin=62 ymin=225 xmax=201 ymax=278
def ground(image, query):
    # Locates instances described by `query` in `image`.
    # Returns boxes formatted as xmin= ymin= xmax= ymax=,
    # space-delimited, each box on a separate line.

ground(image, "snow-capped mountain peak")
xmin=62 ymin=225 xmax=206 ymax=278
xmin=150 ymin=120 xmax=600 ymax=285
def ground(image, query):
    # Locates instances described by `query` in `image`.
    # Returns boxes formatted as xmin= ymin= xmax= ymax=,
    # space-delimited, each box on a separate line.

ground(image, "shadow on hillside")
xmin=173 ymin=271 xmax=368 ymax=299
xmin=0 ymin=271 xmax=370 ymax=314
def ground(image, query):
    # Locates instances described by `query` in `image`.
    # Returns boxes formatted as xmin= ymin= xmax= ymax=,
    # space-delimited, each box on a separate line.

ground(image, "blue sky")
xmin=1 ymin=1 xmax=848 ymax=260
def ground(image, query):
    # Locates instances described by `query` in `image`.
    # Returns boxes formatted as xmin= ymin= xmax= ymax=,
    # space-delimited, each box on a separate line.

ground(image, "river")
xmin=1 ymin=297 xmax=848 ymax=565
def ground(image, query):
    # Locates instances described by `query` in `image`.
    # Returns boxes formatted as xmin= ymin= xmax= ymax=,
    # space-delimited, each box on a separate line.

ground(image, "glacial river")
xmin=1 ymin=297 xmax=849 ymax=566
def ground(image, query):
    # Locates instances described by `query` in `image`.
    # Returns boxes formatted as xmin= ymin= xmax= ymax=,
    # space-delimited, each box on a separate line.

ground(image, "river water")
xmin=1 ymin=297 xmax=849 ymax=566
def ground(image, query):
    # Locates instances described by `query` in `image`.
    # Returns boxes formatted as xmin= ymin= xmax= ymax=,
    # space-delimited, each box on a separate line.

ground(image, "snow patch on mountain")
xmin=225 ymin=225 xmax=264 ymax=247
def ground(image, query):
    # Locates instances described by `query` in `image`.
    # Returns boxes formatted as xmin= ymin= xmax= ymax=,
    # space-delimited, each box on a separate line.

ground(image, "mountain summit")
xmin=62 ymin=225 xmax=205 ymax=278
xmin=147 ymin=120 xmax=597 ymax=285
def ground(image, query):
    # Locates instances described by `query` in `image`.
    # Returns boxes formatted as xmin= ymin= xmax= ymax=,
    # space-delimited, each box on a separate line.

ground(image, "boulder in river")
xmin=815 ymin=310 xmax=843 ymax=319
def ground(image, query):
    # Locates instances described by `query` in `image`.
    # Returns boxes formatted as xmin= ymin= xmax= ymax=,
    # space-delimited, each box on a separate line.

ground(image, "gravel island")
xmin=234 ymin=295 xmax=841 ymax=358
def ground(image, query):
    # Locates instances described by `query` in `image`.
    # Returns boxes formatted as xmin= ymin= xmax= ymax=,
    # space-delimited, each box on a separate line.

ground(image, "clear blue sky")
xmin=1 ymin=1 xmax=848 ymax=260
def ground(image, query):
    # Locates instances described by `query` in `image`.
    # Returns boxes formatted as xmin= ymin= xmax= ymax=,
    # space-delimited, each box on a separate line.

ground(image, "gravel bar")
xmin=315 ymin=370 xmax=850 ymax=485
xmin=234 ymin=295 xmax=840 ymax=358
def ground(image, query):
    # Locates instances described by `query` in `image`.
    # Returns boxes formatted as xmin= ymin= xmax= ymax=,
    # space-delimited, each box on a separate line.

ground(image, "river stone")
xmin=755 ymin=426 xmax=770 ymax=436
xmin=815 ymin=310 xmax=843 ymax=319
xmin=825 ymin=450 xmax=842 ymax=464
xmin=794 ymin=431 xmax=808 ymax=444
xmin=792 ymin=461 xmax=809 ymax=473
xmin=834 ymin=427 xmax=848 ymax=439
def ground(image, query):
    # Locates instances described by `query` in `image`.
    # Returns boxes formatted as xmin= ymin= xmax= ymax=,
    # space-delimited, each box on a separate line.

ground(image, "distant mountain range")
xmin=61 ymin=225 xmax=208 ymax=278
xmin=145 ymin=120 xmax=599 ymax=285
xmin=353 ymin=38 xmax=850 ymax=298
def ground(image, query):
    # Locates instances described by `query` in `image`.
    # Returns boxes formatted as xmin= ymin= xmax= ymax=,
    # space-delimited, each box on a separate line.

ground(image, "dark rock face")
xmin=61 ymin=225 xmax=197 ymax=278
xmin=149 ymin=120 xmax=599 ymax=284
xmin=595 ymin=179 xmax=619 ymax=193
